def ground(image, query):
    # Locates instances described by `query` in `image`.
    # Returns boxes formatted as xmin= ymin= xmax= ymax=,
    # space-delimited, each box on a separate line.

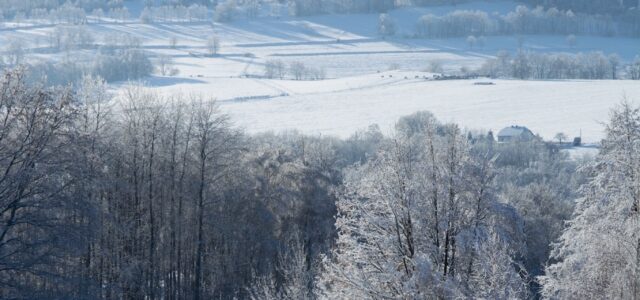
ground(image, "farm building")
xmin=497 ymin=126 xmax=535 ymax=142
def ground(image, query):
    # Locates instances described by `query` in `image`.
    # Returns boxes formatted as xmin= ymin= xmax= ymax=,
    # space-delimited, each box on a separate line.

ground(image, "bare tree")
xmin=206 ymin=35 xmax=220 ymax=57
xmin=4 ymin=38 xmax=25 ymax=66
xmin=609 ymin=54 xmax=620 ymax=79
xmin=290 ymin=61 xmax=306 ymax=80
xmin=0 ymin=69 xmax=86 ymax=298
xmin=554 ymin=132 xmax=568 ymax=144
xmin=427 ymin=60 xmax=444 ymax=73
xmin=157 ymin=54 xmax=178 ymax=76
xmin=378 ymin=13 xmax=396 ymax=37
xmin=265 ymin=59 xmax=286 ymax=79
xmin=630 ymin=56 xmax=640 ymax=80
xmin=169 ymin=36 xmax=178 ymax=49
xmin=190 ymin=99 xmax=239 ymax=300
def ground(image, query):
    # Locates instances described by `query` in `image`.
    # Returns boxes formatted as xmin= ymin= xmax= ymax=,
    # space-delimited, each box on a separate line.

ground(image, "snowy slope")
xmin=209 ymin=77 xmax=639 ymax=142
xmin=117 ymin=72 xmax=640 ymax=142
xmin=3 ymin=1 xmax=638 ymax=78
xmin=3 ymin=0 xmax=639 ymax=142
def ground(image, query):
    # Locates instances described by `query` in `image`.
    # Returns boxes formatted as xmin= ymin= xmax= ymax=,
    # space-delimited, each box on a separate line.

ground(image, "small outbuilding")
xmin=497 ymin=126 xmax=535 ymax=142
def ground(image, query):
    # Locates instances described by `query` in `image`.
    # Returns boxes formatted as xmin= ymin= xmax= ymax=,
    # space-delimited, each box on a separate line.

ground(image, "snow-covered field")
xmin=121 ymin=70 xmax=640 ymax=142
xmin=212 ymin=74 xmax=640 ymax=142
xmin=3 ymin=1 xmax=639 ymax=142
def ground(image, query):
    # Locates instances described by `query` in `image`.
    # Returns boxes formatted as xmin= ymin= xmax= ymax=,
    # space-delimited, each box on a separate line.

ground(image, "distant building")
xmin=573 ymin=137 xmax=582 ymax=146
xmin=497 ymin=126 xmax=535 ymax=142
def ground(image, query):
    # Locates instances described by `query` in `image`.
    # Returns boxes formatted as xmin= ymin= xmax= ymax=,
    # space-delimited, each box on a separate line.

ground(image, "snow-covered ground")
xmin=3 ymin=1 xmax=639 ymax=142
xmin=563 ymin=146 xmax=600 ymax=160
xmin=213 ymin=75 xmax=639 ymax=142
xmin=116 ymin=71 xmax=640 ymax=142
xmin=4 ymin=1 xmax=638 ymax=77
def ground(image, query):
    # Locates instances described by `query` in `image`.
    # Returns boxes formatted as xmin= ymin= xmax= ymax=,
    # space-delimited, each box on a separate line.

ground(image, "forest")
xmin=0 ymin=0 xmax=639 ymax=299
xmin=0 ymin=66 xmax=637 ymax=299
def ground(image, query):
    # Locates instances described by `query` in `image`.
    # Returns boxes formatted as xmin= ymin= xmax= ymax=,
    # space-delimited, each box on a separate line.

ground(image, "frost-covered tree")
xmin=0 ymin=69 xmax=89 ymax=298
xmin=481 ymin=51 xmax=617 ymax=80
xmin=91 ymin=8 xmax=104 ymax=22
xmin=157 ymin=54 xmax=178 ymax=76
xmin=284 ymin=61 xmax=325 ymax=80
xmin=52 ymin=25 xmax=95 ymax=52
xmin=169 ymin=36 xmax=178 ymax=49
xmin=205 ymin=35 xmax=220 ymax=56
xmin=512 ymin=50 xmax=532 ymax=79
xmin=108 ymin=7 xmax=129 ymax=23
xmin=629 ymin=56 xmax=640 ymax=80
xmin=92 ymin=49 xmax=153 ymax=82
xmin=319 ymin=112 xmax=528 ymax=299
xmin=609 ymin=54 xmax=621 ymax=79
xmin=264 ymin=59 xmax=286 ymax=79
xmin=244 ymin=0 xmax=261 ymax=18
xmin=416 ymin=10 xmax=493 ymax=38
xmin=467 ymin=35 xmax=477 ymax=49
xmin=426 ymin=60 xmax=444 ymax=73
xmin=140 ymin=7 xmax=153 ymax=23
xmin=378 ymin=13 xmax=396 ymax=37
xmin=3 ymin=38 xmax=26 ymax=66
xmin=214 ymin=0 xmax=236 ymax=22
xmin=541 ymin=101 xmax=640 ymax=299
xmin=469 ymin=231 xmax=529 ymax=299
xmin=250 ymin=233 xmax=313 ymax=300
xmin=416 ymin=6 xmax=640 ymax=38
xmin=290 ymin=61 xmax=307 ymax=80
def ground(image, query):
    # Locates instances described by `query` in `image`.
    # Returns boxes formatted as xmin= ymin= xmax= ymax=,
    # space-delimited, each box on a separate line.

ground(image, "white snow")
xmin=212 ymin=77 xmax=640 ymax=142
xmin=563 ymin=146 xmax=600 ymax=160
xmin=3 ymin=1 xmax=639 ymax=142
xmin=114 ymin=72 xmax=640 ymax=142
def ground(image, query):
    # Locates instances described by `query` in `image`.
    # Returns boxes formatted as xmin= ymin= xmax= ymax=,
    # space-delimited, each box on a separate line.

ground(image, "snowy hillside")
xmin=114 ymin=70 xmax=640 ymax=142
xmin=2 ymin=0 xmax=639 ymax=141
xmin=214 ymin=75 xmax=640 ymax=142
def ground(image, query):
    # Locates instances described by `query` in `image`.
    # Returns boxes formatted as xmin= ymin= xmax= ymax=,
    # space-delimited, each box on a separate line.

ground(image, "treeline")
xmin=140 ymin=4 xmax=209 ymax=23
xmin=0 ymin=0 xmax=441 ymax=23
xmin=480 ymin=51 xmax=640 ymax=80
xmin=289 ymin=0 xmax=640 ymax=18
xmin=0 ymin=0 xmax=122 ymax=20
xmin=287 ymin=0 xmax=395 ymax=15
xmin=1 ymin=30 xmax=156 ymax=85
xmin=416 ymin=6 xmax=640 ymax=38
xmin=3 ymin=0 xmax=639 ymax=32
xmin=524 ymin=0 xmax=639 ymax=15
xmin=0 ymin=67 xmax=588 ymax=298
xmin=0 ymin=70 xmax=341 ymax=299
xmin=264 ymin=59 xmax=326 ymax=80
xmin=0 ymin=1 xmax=129 ymax=25
xmin=7 ymin=49 xmax=154 ymax=86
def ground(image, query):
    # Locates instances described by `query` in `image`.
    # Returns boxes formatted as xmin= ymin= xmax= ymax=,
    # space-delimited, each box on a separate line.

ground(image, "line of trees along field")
xmin=480 ymin=51 xmax=640 ymax=80
xmin=1 ymin=67 xmax=639 ymax=299
xmin=1 ymin=0 xmax=639 ymax=23
xmin=415 ymin=6 xmax=640 ymax=38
